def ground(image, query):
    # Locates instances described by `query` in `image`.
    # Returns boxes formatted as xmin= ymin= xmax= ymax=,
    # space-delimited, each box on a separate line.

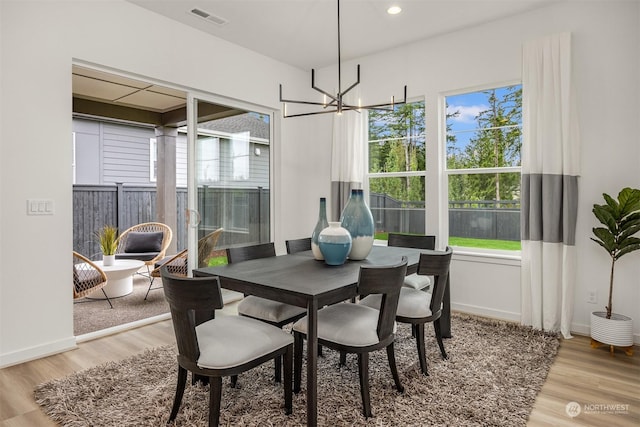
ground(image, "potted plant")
xmin=96 ymin=225 xmax=119 ymax=266
xmin=590 ymin=187 xmax=640 ymax=353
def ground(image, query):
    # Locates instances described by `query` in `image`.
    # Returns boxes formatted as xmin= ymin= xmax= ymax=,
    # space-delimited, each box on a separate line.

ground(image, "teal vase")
xmin=311 ymin=197 xmax=329 ymax=260
xmin=340 ymin=189 xmax=374 ymax=260
xmin=318 ymin=222 xmax=352 ymax=266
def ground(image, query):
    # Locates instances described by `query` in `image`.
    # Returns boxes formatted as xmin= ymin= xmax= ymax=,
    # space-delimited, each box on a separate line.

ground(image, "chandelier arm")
xmin=283 ymin=108 xmax=344 ymax=118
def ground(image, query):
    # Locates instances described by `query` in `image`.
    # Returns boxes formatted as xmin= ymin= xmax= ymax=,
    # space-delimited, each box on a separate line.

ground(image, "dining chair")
xmin=285 ymin=236 xmax=311 ymax=254
xmin=292 ymin=256 xmax=408 ymax=418
xmin=387 ymin=233 xmax=436 ymax=290
xmin=72 ymin=251 xmax=112 ymax=308
xmin=150 ymin=228 xmax=224 ymax=278
xmin=227 ymin=242 xmax=307 ymax=383
xmin=160 ymin=267 xmax=293 ymax=427
xmin=115 ymin=222 xmax=173 ymax=299
xmin=359 ymin=247 xmax=453 ymax=376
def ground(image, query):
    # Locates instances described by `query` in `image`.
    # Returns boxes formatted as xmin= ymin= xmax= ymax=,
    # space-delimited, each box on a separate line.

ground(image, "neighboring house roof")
xmin=200 ymin=113 xmax=270 ymax=140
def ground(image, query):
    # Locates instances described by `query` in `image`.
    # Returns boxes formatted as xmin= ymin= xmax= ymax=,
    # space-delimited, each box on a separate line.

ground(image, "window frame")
xmin=441 ymin=81 xmax=523 ymax=256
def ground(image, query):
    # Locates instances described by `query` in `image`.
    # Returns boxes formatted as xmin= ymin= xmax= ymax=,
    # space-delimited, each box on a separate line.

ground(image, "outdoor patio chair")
xmin=73 ymin=251 xmax=112 ymax=308
xmin=115 ymin=222 xmax=172 ymax=299
xmin=151 ymin=228 xmax=224 ymax=279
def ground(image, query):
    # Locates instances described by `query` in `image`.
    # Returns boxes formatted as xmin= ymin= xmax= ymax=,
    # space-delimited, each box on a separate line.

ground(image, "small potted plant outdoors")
xmin=590 ymin=187 xmax=640 ymax=353
xmin=96 ymin=225 xmax=119 ymax=266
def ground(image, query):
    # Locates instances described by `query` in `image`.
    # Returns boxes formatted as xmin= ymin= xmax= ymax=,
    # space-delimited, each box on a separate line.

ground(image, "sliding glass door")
xmin=186 ymin=96 xmax=272 ymax=272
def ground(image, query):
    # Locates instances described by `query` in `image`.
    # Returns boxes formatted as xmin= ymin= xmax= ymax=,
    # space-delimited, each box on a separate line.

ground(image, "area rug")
xmin=36 ymin=314 xmax=559 ymax=426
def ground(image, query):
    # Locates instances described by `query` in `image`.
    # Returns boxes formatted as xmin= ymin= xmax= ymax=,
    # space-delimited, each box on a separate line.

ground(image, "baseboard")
xmin=76 ymin=312 xmax=172 ymax=344
xmin=452 ymin=302 xmax=521 ymax=323
xmin=0 ymin=336 xmax=78 ymax=369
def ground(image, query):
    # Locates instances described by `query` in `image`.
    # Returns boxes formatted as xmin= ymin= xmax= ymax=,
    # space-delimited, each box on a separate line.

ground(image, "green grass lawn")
xmin=375 ymin=232 xmax=521 ymax=251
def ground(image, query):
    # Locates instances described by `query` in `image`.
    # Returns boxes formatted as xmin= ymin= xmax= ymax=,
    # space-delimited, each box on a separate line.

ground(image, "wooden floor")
xmin=1 ymin=316 xmax=638 ymax=427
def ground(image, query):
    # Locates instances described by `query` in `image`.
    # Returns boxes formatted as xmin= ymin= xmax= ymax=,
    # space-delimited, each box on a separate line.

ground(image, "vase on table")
xmin=311 ymin=197 xmax=329 ymax=260
xmin=318 ymin=222 xmax=352 ymax=266
xmin=340 ymin=189 xmax=374 ymax=260
xmin=103 ymin=254 xmax=115 ymax=266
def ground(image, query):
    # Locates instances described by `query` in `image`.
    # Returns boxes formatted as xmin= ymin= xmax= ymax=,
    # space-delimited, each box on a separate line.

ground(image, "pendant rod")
xmin=337 ymin=0 xmax=342 ymax=111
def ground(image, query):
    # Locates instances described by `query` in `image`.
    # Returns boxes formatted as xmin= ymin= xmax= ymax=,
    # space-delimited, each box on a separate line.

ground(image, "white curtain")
xmin=521 ymin=32 xmax=580 ymax=339
xmin=330 ymin=110 xmax=366 ymax=221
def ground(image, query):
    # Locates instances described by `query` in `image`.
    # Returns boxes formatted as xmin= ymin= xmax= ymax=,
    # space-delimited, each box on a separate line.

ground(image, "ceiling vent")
xmin=189 ymin=8 xmax=228 ymax=25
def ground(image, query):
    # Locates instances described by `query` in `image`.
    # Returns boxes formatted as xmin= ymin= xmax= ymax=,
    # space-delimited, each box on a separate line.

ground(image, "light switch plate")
xmin=27 ymin=199 xmax=54 ymax=215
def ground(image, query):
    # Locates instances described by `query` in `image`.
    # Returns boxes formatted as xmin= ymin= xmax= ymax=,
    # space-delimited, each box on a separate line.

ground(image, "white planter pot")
xmin=103 ymin=254 xmax=116 ymax=266
xmin=590 ymin=311 xmax=633 ymax=347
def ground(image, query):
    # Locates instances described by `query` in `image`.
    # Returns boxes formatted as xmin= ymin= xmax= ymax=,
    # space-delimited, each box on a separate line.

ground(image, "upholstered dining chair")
xmin=359 ymin=247 xmax=453 ymax=376
xmin=227 ymin=242 xmax=307 ymax=383
xmin=115 ymin=222 xmax=172 ymax=299
xmin=292 ymin=256 xmax=408 ymax=418
xmin=151 ymin=228 xmax=224 ymax=278
xmin=387 ymin=233 xmax=436 ymax=290
xmin=72 ymin=251 xmax=112 ymax=308
xmin=160 ymin=267 xmax=293 ymax=427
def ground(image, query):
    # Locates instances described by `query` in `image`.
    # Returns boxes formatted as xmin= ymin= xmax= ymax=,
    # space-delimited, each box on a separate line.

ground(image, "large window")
xmin=367 ymin=101 xmax=426 ymax=237
xmin=445 ymin=84 xmax=522 ymax=251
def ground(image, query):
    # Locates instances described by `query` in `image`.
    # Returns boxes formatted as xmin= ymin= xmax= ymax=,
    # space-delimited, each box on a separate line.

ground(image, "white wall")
xmin=1 ymin=0 xmax=638 ymax=367
xmin=333 ymin=0 xmax=639 ymax=340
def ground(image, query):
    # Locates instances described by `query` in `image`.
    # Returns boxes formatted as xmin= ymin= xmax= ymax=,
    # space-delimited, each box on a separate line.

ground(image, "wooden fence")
xmin=370 ymin=193 xmax=520 ymax=241
xmin=73 ymin=184 xmax=269 ymax=259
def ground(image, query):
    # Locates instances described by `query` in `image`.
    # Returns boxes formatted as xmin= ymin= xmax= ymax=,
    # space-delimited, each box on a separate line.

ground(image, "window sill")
xmin=451 ymin=247 xmax=521 ymax=266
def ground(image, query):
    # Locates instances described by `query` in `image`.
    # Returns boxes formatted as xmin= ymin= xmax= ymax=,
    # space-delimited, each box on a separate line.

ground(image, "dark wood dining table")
xmin=194 ymin=244 xmax=451 ymax=426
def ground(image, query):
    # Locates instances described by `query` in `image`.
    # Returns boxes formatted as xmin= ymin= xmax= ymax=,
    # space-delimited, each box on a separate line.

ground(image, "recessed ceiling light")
xmin=387 ymin=5 xmax=402 ymax=15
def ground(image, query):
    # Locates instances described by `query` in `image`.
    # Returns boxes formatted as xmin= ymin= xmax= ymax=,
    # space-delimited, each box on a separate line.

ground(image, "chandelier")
xmin=279 ymin=0 xmax=407 ymax=118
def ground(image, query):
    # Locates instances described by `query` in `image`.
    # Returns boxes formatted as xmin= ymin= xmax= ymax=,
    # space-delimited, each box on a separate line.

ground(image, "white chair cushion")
xmin=292 ymin=303 xmax=396 ymax=347
xmin=238 ymin=296 xmax=307 ymax=323
xmin=195 ymin=315 xmax=293 ymax=370
xmin=360 ymin=288 xmax=434 ymax=319
xmin=403 ymin=273 xmax=432 ymax=290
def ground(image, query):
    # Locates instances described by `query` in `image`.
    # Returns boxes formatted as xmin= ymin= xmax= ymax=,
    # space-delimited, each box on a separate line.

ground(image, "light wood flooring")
xmin=1 ymin=313 xmax=638 ymax=427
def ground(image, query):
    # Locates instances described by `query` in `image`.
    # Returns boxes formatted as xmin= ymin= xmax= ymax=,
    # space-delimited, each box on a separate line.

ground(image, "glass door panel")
xmin=187 ymin=97 xmax=271 ymax=272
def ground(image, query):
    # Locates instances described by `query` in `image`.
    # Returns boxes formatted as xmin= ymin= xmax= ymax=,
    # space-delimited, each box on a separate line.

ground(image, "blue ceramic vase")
xmin=340 ymin=189 xmax=374 ymax=260
xmin=318 ymin=222 xmax=352 ymax=266
xmin=311 ymin=197 xmax=329 ymax=260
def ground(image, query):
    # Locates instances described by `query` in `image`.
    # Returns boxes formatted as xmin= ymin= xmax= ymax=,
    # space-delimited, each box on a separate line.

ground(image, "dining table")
xmin=194 ymin=244 xmax=451 ymax=426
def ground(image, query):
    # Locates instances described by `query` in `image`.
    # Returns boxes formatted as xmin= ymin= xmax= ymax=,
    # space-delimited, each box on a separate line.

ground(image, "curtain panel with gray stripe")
xmin=521 ymin=32 xmax=580 ymax=339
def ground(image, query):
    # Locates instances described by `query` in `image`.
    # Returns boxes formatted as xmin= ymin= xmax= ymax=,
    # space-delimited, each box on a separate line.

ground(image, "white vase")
xmin=318 ymin=222 xmax=352 ymax=266
xmin=590 ymin=311 xmax=633 ymax=347
xmin=103 ymin=254 xmax=116 ymax=266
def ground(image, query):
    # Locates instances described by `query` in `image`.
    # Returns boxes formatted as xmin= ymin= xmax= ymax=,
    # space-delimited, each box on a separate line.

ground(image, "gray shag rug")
xmin=36 ymin=314 xmax=559 ymax=426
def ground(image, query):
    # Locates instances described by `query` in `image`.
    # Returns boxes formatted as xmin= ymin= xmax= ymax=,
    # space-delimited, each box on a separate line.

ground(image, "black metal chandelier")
xmin=279 ymin=0 xmax=407 ymax=118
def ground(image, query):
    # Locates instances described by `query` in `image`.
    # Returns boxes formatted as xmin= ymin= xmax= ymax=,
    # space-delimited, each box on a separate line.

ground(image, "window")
xmin=445 ymin=84 xmax=522 ymax=251
xmin=149 ymin=138 xmax=157 ymax=182
xmin=366 ymin=101 xmax=426 ymax=238
xmin=196 ymin=135 xmax=220 ymax=183
xmin=231 ymin=131 xmax=250 ymax=180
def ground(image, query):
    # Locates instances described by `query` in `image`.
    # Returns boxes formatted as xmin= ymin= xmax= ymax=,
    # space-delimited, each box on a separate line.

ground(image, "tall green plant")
xmin=591 ymin=187 xmax=640 ymax=318
xmin=95 ymin=225 xmax=119 ymax=256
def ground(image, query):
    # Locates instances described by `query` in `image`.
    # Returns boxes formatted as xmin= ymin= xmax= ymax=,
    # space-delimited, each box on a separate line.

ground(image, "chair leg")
xmin=415 ymin=323 xmax=429 ymax=376
xmin=357 ymin=353 xmax=372 ymax=418
xmin=168 ymin=366 xmax=188 ymax=423
xmin=101 ymin=289 xmax=113 ymax=309
xmin=283 ymin=345 xmax=293 ymax=415
xmin=144 ymin=265 xmax=155 ymax=300
xmin=209 ymin=376 xmax=223 ymax=427
xmin=386 ymin=343 xmax=404 ymax=393
xmin=339 ymin=351 xmax=347 ymax=366
xmin=230 ymin=375 xmax=238 ymax=388
xmin=293 ymin=332 xmax=303 ymax=393
xmin=434 ymin=319 xmax=448 ymax=360
xmin=274 ymin=355 xmax=282 ymax=383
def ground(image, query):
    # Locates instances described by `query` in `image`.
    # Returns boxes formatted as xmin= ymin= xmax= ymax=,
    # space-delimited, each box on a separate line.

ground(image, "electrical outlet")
xmin=587 ymin=290 xmax=597 ymax=304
